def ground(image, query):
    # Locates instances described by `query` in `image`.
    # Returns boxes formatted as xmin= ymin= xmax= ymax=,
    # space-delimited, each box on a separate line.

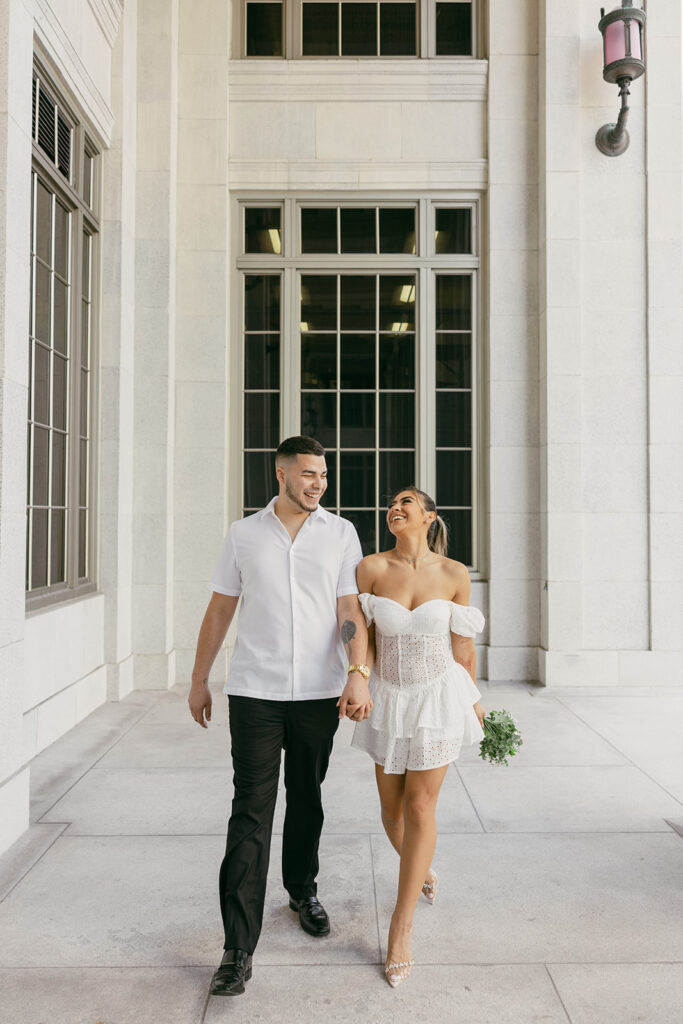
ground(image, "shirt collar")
xmin=260 ymin=497 xmax=327 ymax=524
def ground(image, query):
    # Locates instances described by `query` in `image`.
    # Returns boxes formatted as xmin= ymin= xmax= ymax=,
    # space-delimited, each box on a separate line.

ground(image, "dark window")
xmin=243 ymin=275 xmax=281 ymax=511
xmin=245 ymin=207 xmax=282 ymax=253
xmin=380 ymin=3 xmax=416 ymax=55
xmin=246 ymin=1 xmax=284 ymax=55
xmin=435 ymin=207 xmax=472 ymax=253
xmin=303 ymin=2 xmax=339 ymax=55
xmin=341 ymin=3 xmax=377 ymax=55
xmin=435 ymin=1 xmax=472 ymax=56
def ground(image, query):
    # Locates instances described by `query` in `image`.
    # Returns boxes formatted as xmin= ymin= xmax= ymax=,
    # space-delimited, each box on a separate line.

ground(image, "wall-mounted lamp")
xmin=595 ymin=0 xmax=646 ymax=157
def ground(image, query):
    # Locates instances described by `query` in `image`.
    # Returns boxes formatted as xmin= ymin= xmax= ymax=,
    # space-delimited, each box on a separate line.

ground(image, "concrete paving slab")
xmin=40 ymin=768 xmax=232 ymax=835
xmin=98 ymin=722 xmax=232 ymax=768
xmin=548 ymin=963 xmax=683 ymax=1024
xmin=456 ymin=698 xmax=629 ymax=767
xmin=457 ymin=765 xmax=681 ymax=832
xmin=0 ymin=835 xmax=223 ymax=967
xmin=0 ymin=967 xmax=211 ymax=1024
xmin=253 ymin=834 xmax=380 ymax=965
xmin=204 ymin=964 xmax=569 ymax=1024
xmin=371 ymin=833 xmax=683 ymax=964
xmin=0 ymin=823 xmax=66 ymax=902
xmin=141 ymin=691 xmax=230 ymax=725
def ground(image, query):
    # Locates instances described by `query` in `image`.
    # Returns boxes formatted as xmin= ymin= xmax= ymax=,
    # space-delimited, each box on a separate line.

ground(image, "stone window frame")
xmin=237 ymin=0 xmax=478 ymax=59
xmin=232 ymin=194 xmax=484 ymax=574
xmin=26 ymin=61 xmax=100 ymax=608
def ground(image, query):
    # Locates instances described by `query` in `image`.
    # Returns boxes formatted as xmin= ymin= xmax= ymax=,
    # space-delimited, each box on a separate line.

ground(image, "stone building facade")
xmin=0 ymin=0 xmax=681 ymax=855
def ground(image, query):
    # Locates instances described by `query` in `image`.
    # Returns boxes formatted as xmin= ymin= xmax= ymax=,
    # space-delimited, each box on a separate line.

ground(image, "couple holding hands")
xmin=188 ymin=435 xmax=486 ymax=996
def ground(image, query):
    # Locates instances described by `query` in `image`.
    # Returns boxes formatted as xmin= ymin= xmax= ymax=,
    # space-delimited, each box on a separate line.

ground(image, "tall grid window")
xmin=241 ymin=0 xmax=475 ymax=57
xmin=237 ymin=198 xmax=480 ymax=569
xmin=27 ymin=70 xmax=99 ymax=599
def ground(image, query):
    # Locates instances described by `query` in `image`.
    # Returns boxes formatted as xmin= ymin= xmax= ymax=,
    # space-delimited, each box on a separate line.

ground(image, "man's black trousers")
xmin=219 ymin=694 xmax=340 ymax=954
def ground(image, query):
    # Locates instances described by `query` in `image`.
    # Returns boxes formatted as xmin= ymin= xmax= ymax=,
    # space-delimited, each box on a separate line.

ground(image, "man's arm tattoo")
xmin=341 ymin=619 xmax=356 ymax=661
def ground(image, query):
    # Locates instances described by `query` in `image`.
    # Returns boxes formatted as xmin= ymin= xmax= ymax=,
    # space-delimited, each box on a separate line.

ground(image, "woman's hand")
xmin=473 ymin=701 xmax=486 ymax=728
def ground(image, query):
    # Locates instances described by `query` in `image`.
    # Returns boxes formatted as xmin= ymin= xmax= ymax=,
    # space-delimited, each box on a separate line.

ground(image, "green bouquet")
xmin=479 ymin=709 xmax=523 ymax=766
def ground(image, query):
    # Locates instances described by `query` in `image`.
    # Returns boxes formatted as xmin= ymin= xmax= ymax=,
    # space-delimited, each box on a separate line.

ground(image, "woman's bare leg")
xmin=383 ymin=765 xmax=449 ymax=974
xmin=374 ymin=764 xmax=437 ymax=884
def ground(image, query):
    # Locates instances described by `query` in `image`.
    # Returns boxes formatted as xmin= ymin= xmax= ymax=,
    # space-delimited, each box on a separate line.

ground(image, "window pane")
xmin=79 ymin=508 xmax=87 ymax=578
xmin=379 ymin=208 xmax=416 ymax=254
xmin=54 ymin=201 xmax=69 ymax=279
xmin=37 ymin=89 xmax=56 ymax=162
xmin=80 ymin=369 xmax=89 ymax=436
xmin=53 ymin=353 xmax=68 ymax=432
xmin=435 ymin=208 xmax=471 ymax=254
xmin=340 ymin=334 xmax=375 ymax=389
xmin=441 ymin=508 xmax=472 ymax=564
xmin=245 ymin=207 xmax=282 ymax=254
xmin=53 ymin=278 xmax=68 ymax=356
xmin=340 ymin=276 xmax=375 ymax=330
xmin=436 ymin=332 xmax=470 ymax=387
xmin=301 ymin=208 xmax=337 ymax=253
xmin=244 ymin=451 xmax=277 ymax=507
xmin=303 ymin=2 xmax=339 ymax=55
xmin=301 ymin=334 xmax=337 ymax=388
xmin=340 ymin=393 xmax=375 ymax=447
xmin=342 ymin=510 xmax=375 ymax=556
xmin=379 ymin=334 xmax=414 ymax=389
xmin=81 ymin=300 xmax=90 ymax=369
xmin=245 ymin=275 xmax=281 ymax=331
xmin=31 ymin=509 xmax=49 ymax=589
xmin=301 ymin=393 xmax=337 ymax=448
xmin=245 ymin=334 xmax=280 ymax=389
xmin=436 ymin=391 xmax=471 ymax=447
xmin=244 ymin=392 xmax=280 ymax=449
xmin=33 ymin=343 xmax=50 ymax=426
xmin=436 ymin=275 xmax=471 ymax=330
xmin=50 ymin=508 xmax=66 ymax=585
xmin=340 ymin=208 xmax=376 ymax=253
xmin=35 ymin=181 xmax=52 ymax=265
xmin=379 ymin=450 xmax=415 ymax=504
xmin=83 ymin=152 xmax=93 ymax=207
xmin=341 ymin=3 xmax=377 ymax=55
xmin=34 ymin=262 xmax=51 ymax=344
xmin=379 ymin=275 xmax=416 ymax=331
xmin=340 ymin=451 xmax=375 ymax=506
xmin=436 ymin=1 xmax=472 ymax=56
xmin=436 ymin=450 xmax=471 ymax=507
xmin=33 ymin=426 xmax=49 ymax=506
xmin=301 ymin=275 xmax=337 ymax=331
xmin=82 ymin=233 xmax=91 ymax=300
xmin=380 ymin=2 xmax=416 ymax=55
xmin=322 ymin=450 xmax=337 ymax=507
xmin=380 ymin=393 xmax=414 ymax=447
xmin=79 ymin=438 xmax=88 ymax=507
xmin=247 ymin=1 xmax=283 ymax=55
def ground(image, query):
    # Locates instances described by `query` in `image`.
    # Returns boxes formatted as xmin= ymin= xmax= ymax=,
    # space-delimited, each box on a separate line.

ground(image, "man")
xmin=188 ymin=435 xmax=371 ymax=997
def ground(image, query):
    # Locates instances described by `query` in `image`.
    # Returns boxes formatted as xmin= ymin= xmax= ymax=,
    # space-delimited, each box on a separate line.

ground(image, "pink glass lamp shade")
xmin=599 ymin=2 xmax=646 ymax=84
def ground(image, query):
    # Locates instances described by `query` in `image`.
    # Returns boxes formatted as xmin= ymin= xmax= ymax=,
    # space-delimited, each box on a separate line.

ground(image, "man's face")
xmin=278 ymin=454 xmax=328 ymax=512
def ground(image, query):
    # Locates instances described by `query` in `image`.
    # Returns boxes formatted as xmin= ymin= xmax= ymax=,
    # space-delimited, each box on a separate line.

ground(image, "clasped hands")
xmin=337 ymin=672 xmax=373 ymax=722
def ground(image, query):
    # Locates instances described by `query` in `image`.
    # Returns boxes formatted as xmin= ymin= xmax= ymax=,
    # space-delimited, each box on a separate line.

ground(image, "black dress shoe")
xmin=288 ymin=895 xmax=331 ymax=937
xmin=210 ymin=948 xmax=253 ymax=996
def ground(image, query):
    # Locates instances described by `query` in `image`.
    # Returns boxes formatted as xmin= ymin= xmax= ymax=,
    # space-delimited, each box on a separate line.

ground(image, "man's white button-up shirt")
xmin=210 ymin=498 xmax=363 ymax=701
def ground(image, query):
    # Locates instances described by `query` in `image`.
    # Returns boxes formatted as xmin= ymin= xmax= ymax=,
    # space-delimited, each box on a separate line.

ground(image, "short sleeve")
xmin=336 ymin=521 xmax=363 ymax=597
xmin=209 ymin=528 xmax=242 ymax=596
xmin=449 ymin=603 xmax=485 ymax=638
xmin=357 ymin=592 xmax=374 ymax=626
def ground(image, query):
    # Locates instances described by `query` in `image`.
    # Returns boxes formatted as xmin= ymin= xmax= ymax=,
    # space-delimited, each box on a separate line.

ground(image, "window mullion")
xmin=67 ymin=206 xmax=83 ymax=589
xmin=418 ymin=264 xmax=434 ymax=497
xmin=284 ymin=265 xmax=299 ymax=437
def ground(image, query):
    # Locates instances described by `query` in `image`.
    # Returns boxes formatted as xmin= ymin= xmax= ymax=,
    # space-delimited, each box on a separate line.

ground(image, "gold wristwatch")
xmin=347 ymin=663 xmax=371 ymax=680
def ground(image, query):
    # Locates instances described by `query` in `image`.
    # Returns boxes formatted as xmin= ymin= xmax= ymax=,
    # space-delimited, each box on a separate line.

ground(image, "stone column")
xmin=173 ymin=0 xmax=230 ymax=686
xmin=101 ymin=0 xmax=136 ymax=700
xmin=487 ymin=0 xmax=541 ymax=681
xmin=132 ymin=0 xmax=179 ymax=689
xmin=0 ymin=0 xmax=32 ymax=853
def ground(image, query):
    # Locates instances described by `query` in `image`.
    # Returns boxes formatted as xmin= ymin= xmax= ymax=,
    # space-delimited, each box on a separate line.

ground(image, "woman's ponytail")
xmin=427 ymin=514 xmax=448 ymax=556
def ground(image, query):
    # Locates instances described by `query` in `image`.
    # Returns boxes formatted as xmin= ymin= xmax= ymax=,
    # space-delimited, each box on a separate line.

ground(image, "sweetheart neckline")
xmin=363 ymin=594 xmax=455 ymax=614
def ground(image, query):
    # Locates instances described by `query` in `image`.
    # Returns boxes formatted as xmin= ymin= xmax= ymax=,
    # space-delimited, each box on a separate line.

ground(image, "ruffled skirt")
xmin=351 ymin=663 xmax=484 ymax=774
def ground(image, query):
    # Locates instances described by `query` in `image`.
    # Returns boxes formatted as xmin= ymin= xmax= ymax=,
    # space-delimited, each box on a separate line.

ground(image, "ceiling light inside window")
xmin=268 ymin=228 xmax=281 ymax=254
xmin=399 ymin=284 xmax=415 ymax=303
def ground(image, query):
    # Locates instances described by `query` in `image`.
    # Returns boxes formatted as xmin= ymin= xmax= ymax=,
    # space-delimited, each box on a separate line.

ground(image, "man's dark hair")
xmin=275 ymin=435 xmax=325 ymax=465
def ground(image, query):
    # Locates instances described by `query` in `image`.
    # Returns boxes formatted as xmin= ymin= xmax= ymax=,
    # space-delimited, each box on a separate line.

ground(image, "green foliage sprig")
xmin=479 ymin=709 xmax=523 ymax=766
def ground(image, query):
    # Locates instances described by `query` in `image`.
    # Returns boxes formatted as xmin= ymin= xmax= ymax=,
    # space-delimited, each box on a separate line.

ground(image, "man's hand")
xmin=188 ymin=678 xmax=212 ymax=728
xmin=337 ymin=671 xmax=373 ymax=721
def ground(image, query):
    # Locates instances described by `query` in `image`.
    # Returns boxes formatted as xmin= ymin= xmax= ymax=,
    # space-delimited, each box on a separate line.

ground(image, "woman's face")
xmin=386 ymin=490 xmax=434 ymax=538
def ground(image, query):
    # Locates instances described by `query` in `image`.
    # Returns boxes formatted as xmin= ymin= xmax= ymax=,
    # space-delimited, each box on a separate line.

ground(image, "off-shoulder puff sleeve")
xmin=449 ymin=603 xmax=485 ymax=638
xmin=357 ymin=592 xmax=375 ymax=627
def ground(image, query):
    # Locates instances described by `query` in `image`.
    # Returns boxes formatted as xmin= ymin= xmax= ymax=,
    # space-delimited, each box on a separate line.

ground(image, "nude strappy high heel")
xmin=384 ymin=958 xmax=414 ymax=988
xmin=421 ymin=870 xmax=438 ymax=906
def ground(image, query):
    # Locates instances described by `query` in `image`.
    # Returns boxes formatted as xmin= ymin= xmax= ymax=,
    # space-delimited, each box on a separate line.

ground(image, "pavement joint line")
xmin=368 ymin=834 xmax=383 ymax=961
xmin=41 ymin=829 xmax=683 ymax=838
xmin=33 ymin=699 xmax=157 ymax=823
xmin=0 ymin=823 xmax=68 ymax=906
xmin=544 ymin=964 xmax=575 ymax=1024
xmin=3 ymin=960 xmax=683 ymax=969
xmin=553 ymin=696 xmax=683 ymax=810
xmin=454 ymin=766 xmax=488 ymax=833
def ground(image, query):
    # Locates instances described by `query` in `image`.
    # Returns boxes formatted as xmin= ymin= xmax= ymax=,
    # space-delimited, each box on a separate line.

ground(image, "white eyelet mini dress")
xmin=351 ymin=594 xmax=486 ymax=774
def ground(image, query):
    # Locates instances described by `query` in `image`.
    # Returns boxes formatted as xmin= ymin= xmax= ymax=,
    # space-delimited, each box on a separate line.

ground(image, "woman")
xmin=351 ymin=487 xmax=486 ymax=988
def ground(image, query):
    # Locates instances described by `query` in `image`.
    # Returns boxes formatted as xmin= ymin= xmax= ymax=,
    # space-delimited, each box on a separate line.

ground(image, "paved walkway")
xmin=1 ymin=679 xmax=683 ymax=1024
